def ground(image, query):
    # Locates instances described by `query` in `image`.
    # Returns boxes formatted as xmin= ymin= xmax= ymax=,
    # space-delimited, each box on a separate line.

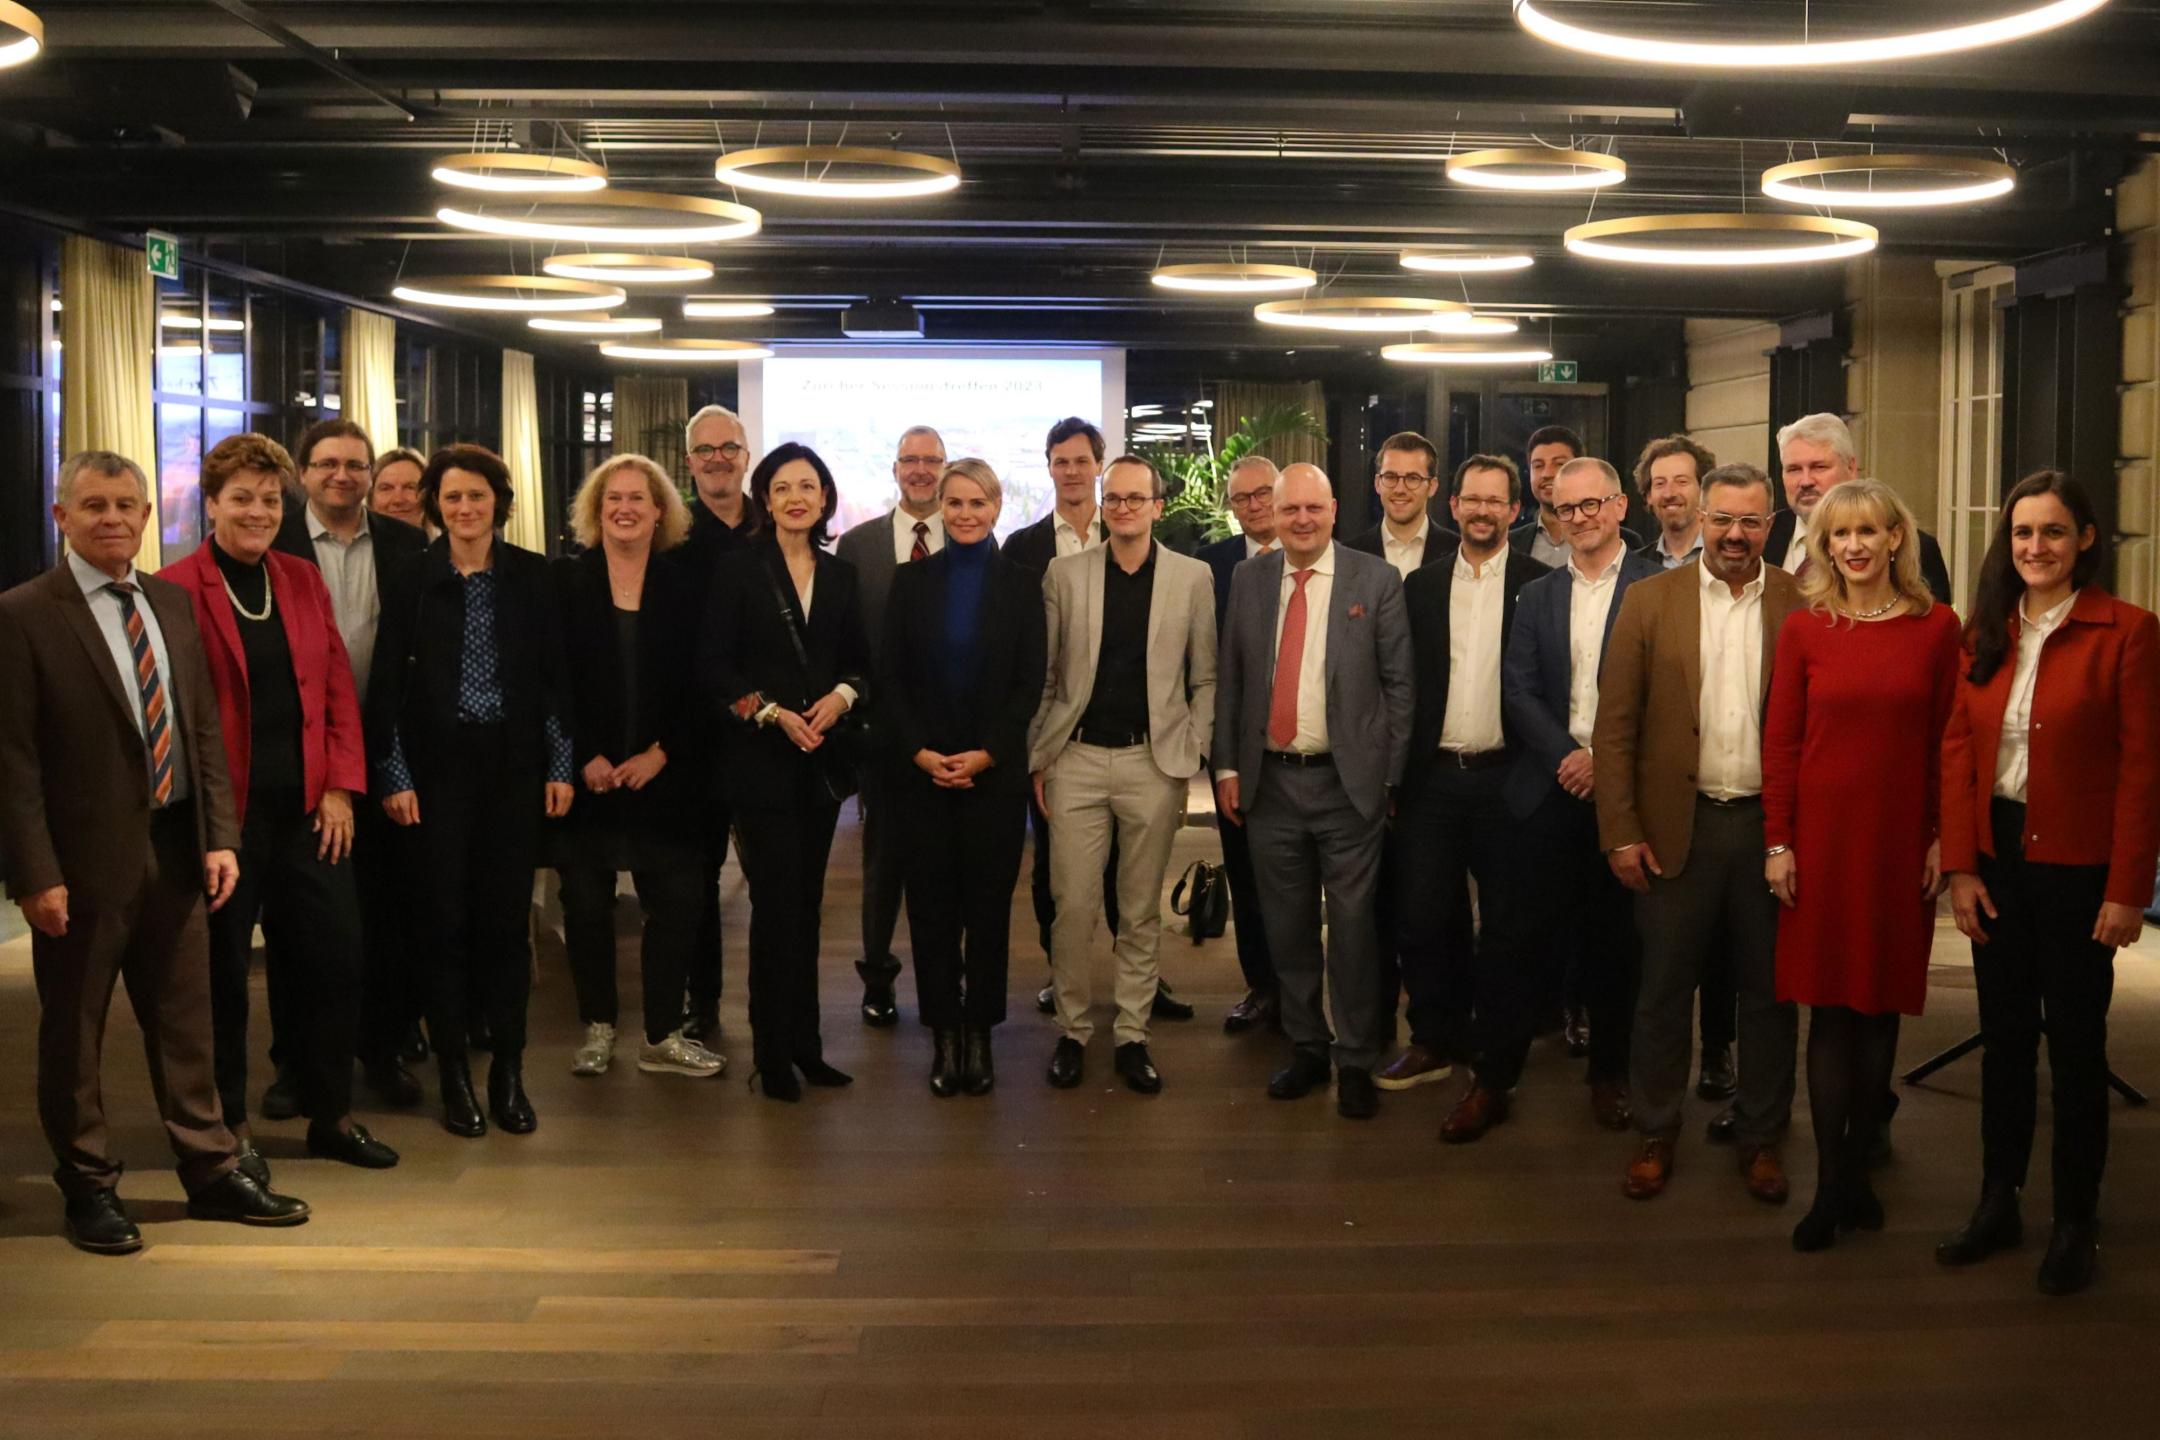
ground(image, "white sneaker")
xmin=570 ymin=1021 xmax=615 ymax=1077
xmin=638 ymin=1030 xmax=727 ymax=1078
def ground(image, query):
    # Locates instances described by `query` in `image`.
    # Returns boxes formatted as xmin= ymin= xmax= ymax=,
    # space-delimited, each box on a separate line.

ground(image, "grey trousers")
xmin=1246 ymin=760 xmax=1389 ymax=1072
xmin=1630 ymin=794 xmax=1797 ymax=1148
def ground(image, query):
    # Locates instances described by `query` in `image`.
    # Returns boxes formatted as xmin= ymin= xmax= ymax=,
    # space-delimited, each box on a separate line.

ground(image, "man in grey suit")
xmin=834 ymin=424 xmax=948 ymax=1027
xmin=1029 ymin=456 xmax=1216 ymax=1094
xmin=1214 ymin=463 xmax=1414 ymax=1119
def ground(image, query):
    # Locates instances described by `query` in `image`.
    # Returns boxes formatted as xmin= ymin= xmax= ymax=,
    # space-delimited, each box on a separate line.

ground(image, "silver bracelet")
xmin=1764 ymin=845 xmax=1790 ymax=858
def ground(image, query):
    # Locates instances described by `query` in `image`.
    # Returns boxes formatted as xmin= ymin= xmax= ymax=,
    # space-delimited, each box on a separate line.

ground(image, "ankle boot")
xmin=1937 ymin=1182 xmax=2022 ymax=1266
xmin=487 ymin=1055 xmax=537 ymax=1134
xmin=2036 ymin=1216 xmax=2099 ymax=1296
xmin=929 ymin=1029 xmax=963 ymax=1098
xmin=437 ymin=1053 xmax=485 ymax=1138
xmin=961 ymin=1025 xmax=995 ymax=1096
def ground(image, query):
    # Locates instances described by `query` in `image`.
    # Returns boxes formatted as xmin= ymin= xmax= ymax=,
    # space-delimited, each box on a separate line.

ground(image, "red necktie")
xmin=1268 ymin=569 xmax=1314 ymax=750
xmin=910 ymin=521 xmax=929 ymax=562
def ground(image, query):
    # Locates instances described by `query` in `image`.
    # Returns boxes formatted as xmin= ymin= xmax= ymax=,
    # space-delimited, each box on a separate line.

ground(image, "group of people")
xmin=2 ymin=404 xmax=2151 ymax=1299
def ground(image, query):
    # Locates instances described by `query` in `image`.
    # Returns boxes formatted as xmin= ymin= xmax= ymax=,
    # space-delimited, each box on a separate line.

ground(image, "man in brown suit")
xmin=1592 ymin=461 xmax=1802 ymax=1205
xmin=0 ymin=451 xmax=310 ymax=1253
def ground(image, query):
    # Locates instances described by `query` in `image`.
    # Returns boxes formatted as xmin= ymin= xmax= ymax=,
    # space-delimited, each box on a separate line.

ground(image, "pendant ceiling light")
xmin=1428 ymin=314 xmax=1522 ymax=337
xmin=1399 ymin=250 xmax=1536 ymax=274
xmin=1382 ymin=342 xmax=1555 ymax=366
xmin=1564 ymin=213 xmax=1879 ymax=268
xmin=540 ymin=253 xmax=715 ymax=285
xmin=1254 ymin=296 xmax=1471 ymax=334
xmin=438 ymin=190 xmax=761 ymax=245
xmin=1512 ymin=0 xmax=2112 ymax=68
xmin=1150 ymin=262 xmax=1319 ymax=294
xmin=1760 ymin=154 xmax=2017 ymax=209
xmin=599 ymin=338 xmax=774 ymax=363
xmin=430 ymin=153 xmax=608 ymax=194
xmin=714 ymin=145 xmax=961 ymax=199
xmin=1446 ymin=147 xmax=1626 ymax=192
xmin=527 ymin=314 xmax=665 ymax=335
xmin=390 ymin=275 xmax=628 ymax=313
xmin=682 ymin=300 xmax=777 ymax=319
xmin=0 ymin=4 xmax=44 ymax=69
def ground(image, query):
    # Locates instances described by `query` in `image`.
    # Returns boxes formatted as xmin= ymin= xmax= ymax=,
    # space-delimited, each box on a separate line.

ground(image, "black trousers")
xmin=1214 ymin=782 xmax=1276 ymax=993
xmin=902 ymin=769 xmax=1028 ymax=1029
xmin=734 ymin=797 xmax=841 ymax=1071
xmin=352 ymin=800 xmax=424 ymax=1064
xmin=1974 ymin=799 xmax=2118 ymax=1221
xmin=560 ymin=848 xmax=704 ymax=1047
xmin=1525 ymin=788 xmax=1639 ymax=1085
xmin=856 ymin=762 xmax=907 ymax=990
xmin=687 ymin=803 xmax=731 ymax=1023
xmin=415 ymin=725 xmax=542 ymax=1061
xmin=208 ymin=788 xmax=361 ymax=1126
xmin=1028 ymin=790 xmax=1118 ymax=960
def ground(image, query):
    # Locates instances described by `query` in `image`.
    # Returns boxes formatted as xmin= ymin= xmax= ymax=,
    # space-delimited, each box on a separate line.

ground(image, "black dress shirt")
xmin=1078 ymin=543 xmax=1154 ymax=738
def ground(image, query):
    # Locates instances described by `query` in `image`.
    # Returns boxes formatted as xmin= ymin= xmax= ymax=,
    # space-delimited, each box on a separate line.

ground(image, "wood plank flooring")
xmin=1 ymin=808 xmax=2155 ymax=1437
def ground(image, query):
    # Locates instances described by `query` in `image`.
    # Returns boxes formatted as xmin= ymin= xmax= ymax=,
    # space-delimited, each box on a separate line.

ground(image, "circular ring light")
xmin=528 ymin=314 xmax=665 ymax=335
xmin=540 ymin=253 xmax=715 ymax=285
xmin=1427 ymin=314 xmax=1523 ymax=337
xmin=682 ymin=300 xmax=777 ymax=319
xmin=1564 ymin=213 xmax=1879 ymax=268
xmin=437 ymin=190 xmax=762 ymax=245
xmin=599 ymin=339 xmax=774 ymax=363
xmin=1446 ymin=147 xmax=1626 ymax=193
xmin=1512 ymin=0 xmax=2112 ymax=68
xmin=390 ymin=275 xmax=628 ymax=313
xmin=430 ymin=152 xmax=608 ymax=194
xmin=714 ymin=145 xmax=961 ymax=200
xmin=0 ymin=3 xmax=44 ymax=70
xmin=1383 ymin=342 xmax=1555 ymax=366
xmin=1151 ymin=262 xmax=1318 ymax=294
xmin=1253 ymin=296 xmax=1470 ymax=334
xmin=1760 ymin=154 xmax=2017 ymax=209
xmin=1399 ymin=250 xmax=1536 ymax=274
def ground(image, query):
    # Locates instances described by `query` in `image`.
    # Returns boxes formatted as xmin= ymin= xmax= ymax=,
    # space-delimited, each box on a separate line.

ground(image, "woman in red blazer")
xmin=1937 ymin=471 xmax=2160 ymax=1296
xmin=161 ymin=434 xmax=397 ymax=1176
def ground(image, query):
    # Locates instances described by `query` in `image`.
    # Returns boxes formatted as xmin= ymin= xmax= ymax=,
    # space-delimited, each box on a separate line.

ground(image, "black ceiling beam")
xmin=197 ymin=1 xmax=420 ymax=121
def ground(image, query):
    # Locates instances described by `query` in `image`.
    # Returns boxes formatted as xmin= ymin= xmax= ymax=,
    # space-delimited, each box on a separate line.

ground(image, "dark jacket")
xmin=1001 ymin=509 xmax=1106 ymax=578
xmin=1345 ymin=520 xmax=1448 ymax=576
xmin=1399 ymin=543 xmax=1550 ymax=794
xmin=876 ymin=545 xmax=1046 ymax=783
xmin=679 ymin=502 xmax=752 ymax=576
xmin=1763 ymin=510 xmax=1953 ymax=604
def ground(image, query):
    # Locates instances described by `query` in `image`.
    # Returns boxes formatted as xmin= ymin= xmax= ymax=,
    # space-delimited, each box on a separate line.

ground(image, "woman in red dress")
xmin=1762 ymin=478 xmax=1960 ymax=1252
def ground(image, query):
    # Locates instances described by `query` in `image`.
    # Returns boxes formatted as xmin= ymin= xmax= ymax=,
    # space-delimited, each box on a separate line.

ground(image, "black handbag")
xmin=1170 ymin=859 xmax=1230 ymax=945
xmin=759 ymin=561 xmax=859 ymax=804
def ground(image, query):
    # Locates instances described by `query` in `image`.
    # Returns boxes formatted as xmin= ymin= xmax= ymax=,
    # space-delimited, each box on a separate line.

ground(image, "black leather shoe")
xmin=363 ymin=1058 xmax=424 ymax=1108
xmin=860 ymin=988 xmax=899 ymax=1028
xmin=1336 ymin=1067 xmax=1379 ymax=1119
xmin=752 ymin=1063 xmax=802 ymax=1103
xmin=399 ymin=1021 xmax=430 ymax=1065
xmin=1150 ymin=983 xmax=1194 ymax=1022
xmin=2037 ymin=1217 xmax=2100 ymax=1296
xmin=1792 ymin=1194 xmax=1841 ymax=1253
xmin=487 ymin=1057 xmax=537 ymax=1134
xmin=233 ymin=1138 xmax=271 ymax=1188
xmin=961 ymin=1026 xmax=995 ymax=1097
xmin=306 ymin=1120 xmax=400 ymax=1169
xmin=796 ymin=1057 xmax=853 ymax=1088
xmin=259 ymin=1065 xmax=303 ymax=1121
xmin=437 ymin=1055 xmax=485 ymax=1138
xmin=186 ymin=1170 xmax=310 ymax=1226
xmin=1705 ymin=1107 xmax=1738 ymax=1145
xmin=1115 ymin=1042 xmax=1163 ymax=1095
xmin=1268 ymin=1051 xmax=1332 ymax=1100
xmin=1047 ymin=1036 xmax=1085 ymax=1089
xmin=1223 ymin=988 xmax=1279 ymax=1035
xmin=1937 ymin=1183 xmax=2023 ymax=1267
xmin=63 ymin=1188 xmax=142 ymax=1254
xmin=1696 ymin=1044 xmax=1737 ymax=1100
xmin=1036 ymin=981 xmax=1056 ymax=1016
xmin=929 ymin=1029 xmax=963 ymax=1098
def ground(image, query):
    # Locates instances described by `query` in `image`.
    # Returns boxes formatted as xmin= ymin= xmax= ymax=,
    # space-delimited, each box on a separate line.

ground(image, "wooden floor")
xmin=2 ymin=807 xmax=2156 ymax=1437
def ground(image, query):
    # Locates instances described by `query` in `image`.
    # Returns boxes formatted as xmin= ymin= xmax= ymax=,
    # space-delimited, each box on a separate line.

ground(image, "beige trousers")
xmin=1045 ymin=741 xmax=1184 ymax=1046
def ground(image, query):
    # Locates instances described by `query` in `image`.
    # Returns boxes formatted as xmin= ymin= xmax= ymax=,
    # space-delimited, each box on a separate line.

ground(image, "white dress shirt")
xmin=1440 ymin=547 xmax=1507 ymax=753
xmin=306 ymin=505 xmax=380 ymax=705
xmin=1381 ymin=517 xmax=1430 ymax=581
xmin=1565 ymin=552 xmax=1623 ymax=748
xmin=890 ymin=507 xmax=944 ymax=565
xmin=1780 ymin=515 xmax=1811 ymax=573
xmin=1696 ymin=558 xmax=1766 ymax=799
xmin=1052 ymin=508 xmax=1102 ymax=559
xmin=1993 ymin=590 xmax=2077 ymax=803
xmin=1270 ymin=543 xmax=1335 ymax=755
xmin=68 ymin=548 xmax=191 ymax=804
xmin=1244 ymin=535 xmax=1278 ymax=561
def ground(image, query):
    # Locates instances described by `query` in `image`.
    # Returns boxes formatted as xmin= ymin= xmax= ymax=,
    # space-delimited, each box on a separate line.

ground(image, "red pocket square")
xmin=1348 ymin=602 xmax=1366 ymax=619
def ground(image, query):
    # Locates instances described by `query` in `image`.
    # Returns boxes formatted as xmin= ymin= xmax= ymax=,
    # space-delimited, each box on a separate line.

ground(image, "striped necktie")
xmin=910 ymin=521 xmax=929 ymax=562
xmin=108 ymin=581 xmax=175 ymax=805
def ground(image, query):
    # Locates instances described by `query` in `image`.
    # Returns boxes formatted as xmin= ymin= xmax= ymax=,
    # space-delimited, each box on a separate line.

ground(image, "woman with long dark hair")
xmin=701 ymin=442 xmax=870 ymax=1102
xmin=1935 ymin=471 xmax=2160 ymax=1295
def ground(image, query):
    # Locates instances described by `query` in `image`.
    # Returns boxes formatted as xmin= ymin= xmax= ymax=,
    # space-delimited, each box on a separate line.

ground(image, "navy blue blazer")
xmin=1500 ymin=548 xmax=1661 ymax=818
xmin=1195 ymin=533 xmax=1252 ymax=632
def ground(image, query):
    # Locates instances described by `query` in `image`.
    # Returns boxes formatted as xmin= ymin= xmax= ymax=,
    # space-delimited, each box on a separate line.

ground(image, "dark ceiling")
xmin=3 ymin=1 xmax=2155 ymax=365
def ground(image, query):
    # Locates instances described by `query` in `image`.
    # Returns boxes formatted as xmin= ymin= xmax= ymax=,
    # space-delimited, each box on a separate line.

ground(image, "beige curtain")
xmin=60 ymin=235 xmax=160 ymax=569
xmin=500 ymin=349 xmax=548 ymax=554
xmin=613 ymin=375 xmax=690 ymax=477
xmin=341 ymin=307 xmax=399 ymax=451
xmin=1212 ymin=379 xmax=1328 ymax=469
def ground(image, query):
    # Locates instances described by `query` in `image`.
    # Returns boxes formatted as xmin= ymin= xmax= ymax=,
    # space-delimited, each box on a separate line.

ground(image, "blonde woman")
xmin=1761 ymin=478 xmax=1960 ymax=1251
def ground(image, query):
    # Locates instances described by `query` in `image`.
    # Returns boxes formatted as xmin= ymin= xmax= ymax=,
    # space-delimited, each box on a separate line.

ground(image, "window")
xmin=0 ymin=232 xmax=60 ymax=587
xmin=1939 ymin=264 xmax=2014 ymax=608
xmin=150 ymin=270 xmax=296 ymax=555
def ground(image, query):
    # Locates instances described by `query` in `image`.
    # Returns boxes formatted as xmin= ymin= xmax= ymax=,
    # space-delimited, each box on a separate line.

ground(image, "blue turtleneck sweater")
xmin=940 ymin=535 xmax=995 ymax=701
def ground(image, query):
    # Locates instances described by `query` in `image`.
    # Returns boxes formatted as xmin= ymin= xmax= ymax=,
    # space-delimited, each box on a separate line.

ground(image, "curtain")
xmin=341 ymin=307 xmax=399 ymax=451
xmin=1211 ymin=379 xmax=1328 ymax=469
xmin=60 ymin=235 xmax=160 ymax=569
xmin=500 ymin=349 xmax=548 ymax=554
xmin=613 ymin=375 xmax=689 ymax=475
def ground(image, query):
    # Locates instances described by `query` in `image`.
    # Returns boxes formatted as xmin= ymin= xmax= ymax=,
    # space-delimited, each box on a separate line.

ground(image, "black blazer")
xmin=1400 ymin=544 xmax=1550 ymax=794
xmin=1509 ymin=513 xmax=1644 ymax=558
xmin=1195 ymin=533 xmax=1250 ymax=632
xmin=1763 ymin=510 xmax=1953 ymax=604
xmin=877 ymin=546 xmax=1046 ymax=783
xmin=1001 ymin=509 xmax=1106 ymax=577
xmin=1345 ymin=521 xmax=1448 ymax=575
xmin=700 ymin=538 xmax=872 ymax=809
xmin=368 ymin=536 xmax=569 ymax=783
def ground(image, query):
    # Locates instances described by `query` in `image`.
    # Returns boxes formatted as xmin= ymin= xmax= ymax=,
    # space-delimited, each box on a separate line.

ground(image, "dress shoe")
xmin=1374 ymin=1044 xmax=1453 ymax=1092
xmin=860 ymin=987 xmax=899 ymax=1028
xmin=1336 ymin=1067 xmax=1379 ymax=1119
xmin=306 ymin=1120 xmax=400 ymax=1169
xmin=1440 ymin=1084 xmax=1510 ymax=1144
xmin=486 ymin=1056 xmax=537 ymax=1134
xmin=752 ymin=1063 xmax=803 ymax=1103
xmin=1937 ymin=1183 xmax=2024 ymax=1267
xmin=1695 ymin=1044 xmax=1737 ymax=1101
xmin=961 ymin=1026 xmax=995 ymax=1097
xmin=63 ymin=1188 xmax=142 ymax=1255
xmin=1623 ymin=1139 xmax=1675 ymax=1200
xmin=399 ymin=1021 xmax=430 ymax=1065
xmin=1792 ymin=1192 xmax=1842 ymax=1252
xmin=796 ymin=1057 xmax=853 ymax=1088
xmin=1115 ymin=1042 xmax=1163 ymax=1094
xmin=1563 ymin=1007 xmax=1590 ymax=1058
xmin=1150 ymin=983 xmax=1194 ymax=1022
xmin=1738 ymin=1145 xmax=1790 ymax=1205
xmin=1036 ymin=981 xmax=1056 ymax=1016
xmin=929 ymin=1029 xmax=963 ymax=1098
xmin=186 ymin=1170 xmax=310 ymax=1226
xmin=234 ymin=1137 xmax=271 ymax=1188
xmin=1267 ymin=1052 xmax=1332 ymax=1100
xmin=1705 ymin=1107 xmax=1737 ymax=1145
xmin=259 ymin=1065 xmax=303 ymax=1121
xmin=437 ymin=1055 xmax=486 ymax=1138
xmin=1047 ymin=1036 xmax=1085 ymax=1089
xmin=1223 ymin=988 xmax=1279 ymax=1035
xmin=2036 ymin=1217 xmax=2100 ymax=1296
xmin=363 ymin=1056 xmax=424 ymax=1106
xmin=1590 ymin=1079 xmax=1633 ymax=1131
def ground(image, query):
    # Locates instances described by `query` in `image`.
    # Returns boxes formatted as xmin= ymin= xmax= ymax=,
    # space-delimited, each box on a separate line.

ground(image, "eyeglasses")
xmin=1552 ymin=495 xmax=1617 ymax=522
xmin=1375 ymin=471 xmax=1433 ymax=491
xmin=689 ymin=442 xmax=746 ymax=462
xmin=1704 ymin=511 xmax=1771 ymax=534
xmin=307 ymin=459 xmax=372 ymax=477
xmin=1454 ymin=496 xmax=1513 ymax=512
xmin=1226 ymin=487 xmax=1274 ymax=510
xmin=896 ymin=453 xmax=944 ymax=469
xmin=1100 ymin=492 xmax=1161 ymax=513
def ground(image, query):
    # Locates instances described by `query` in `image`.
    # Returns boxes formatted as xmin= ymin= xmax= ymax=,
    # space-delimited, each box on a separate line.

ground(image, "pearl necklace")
xmin=1849 ymin=594 xmax=1899 ymax=621
xmin=222 ymin=569 xmax=273 ymax=622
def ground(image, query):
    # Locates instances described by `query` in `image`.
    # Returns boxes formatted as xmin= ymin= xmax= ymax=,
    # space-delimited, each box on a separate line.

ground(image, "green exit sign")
xmin=1537 ymin=360 xmax=1579 ymax=384
xmin=144 ymin=231 xmax=180 ymax=282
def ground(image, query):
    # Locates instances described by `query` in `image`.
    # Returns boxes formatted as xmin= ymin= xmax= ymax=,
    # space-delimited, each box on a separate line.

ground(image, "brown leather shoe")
xmin=1440 ymin=1084 xmax=1510 ymax=1143
xmin=1590 ymin=1079 xmax=1633 ymax=1131
xmin=1624 ymin=1139 xmax=1675 ymax=1200
xmin=1375 ymin=1044 xmax=1453 ymax=1092
xmin=1739 ymin=1145 xmax=1791 ymax=1205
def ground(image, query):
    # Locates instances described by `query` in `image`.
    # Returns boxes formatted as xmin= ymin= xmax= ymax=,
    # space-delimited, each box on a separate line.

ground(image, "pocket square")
xmin=1348 ymin=602 xmax=1366 ymax=619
